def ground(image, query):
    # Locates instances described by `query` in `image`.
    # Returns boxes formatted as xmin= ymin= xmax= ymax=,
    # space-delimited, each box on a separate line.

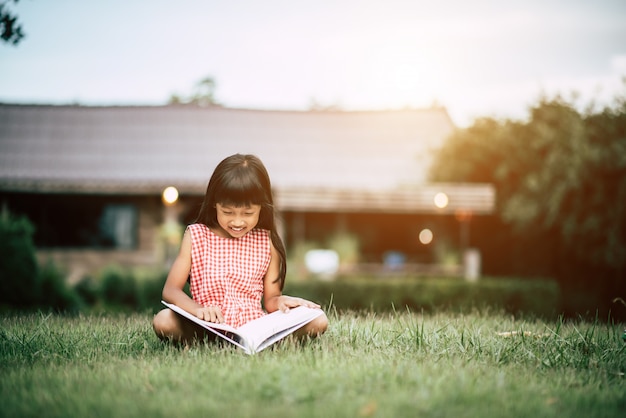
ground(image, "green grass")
xmin=1 ymin=309 xmax=625 ymax=418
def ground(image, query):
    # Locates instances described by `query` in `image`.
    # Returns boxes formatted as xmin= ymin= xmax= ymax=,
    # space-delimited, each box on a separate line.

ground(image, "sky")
xmin=1 ymin=0 xmax=625 ymax=127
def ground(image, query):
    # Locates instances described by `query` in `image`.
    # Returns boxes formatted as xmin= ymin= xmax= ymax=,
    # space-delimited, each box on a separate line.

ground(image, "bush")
xmin=98 ymin=266 xmax=140 ymax=310
xmin=135 ymin=271 xmax=168 ymax=312
xmin=284 ymin=277 xmax=562 ymax=319
xmin=36 ymin=262 xmax=84 ymax=312
xmin=0 ymin=208 xmax=86 ymax=312
xmin=0 ymin=208 xmax=40 ymax=308
xmin=74 ymin=275 xmax=101 ymax=307
xmin=72 ymin=267 xmax=167 ymax=313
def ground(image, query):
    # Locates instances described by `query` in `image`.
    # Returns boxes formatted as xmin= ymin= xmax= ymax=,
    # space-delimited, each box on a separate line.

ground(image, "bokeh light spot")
xmin=162 ymin=186 xmax=179 ymax=205
xmin=419 ymin=228 xmax=434 ymax=245
xmin=434 ymin=192 xmax=449 ymax=208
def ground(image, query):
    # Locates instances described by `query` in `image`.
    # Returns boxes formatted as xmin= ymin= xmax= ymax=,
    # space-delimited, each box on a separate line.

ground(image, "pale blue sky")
xmin=1 ymin=0 xmax=625 ymax=126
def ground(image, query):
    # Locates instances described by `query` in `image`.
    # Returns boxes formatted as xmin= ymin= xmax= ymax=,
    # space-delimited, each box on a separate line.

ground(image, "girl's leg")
xmin=152 ymin=309 xmax=214 ymax=345
xmin=295 ymin=312 xmax=329 ymax=339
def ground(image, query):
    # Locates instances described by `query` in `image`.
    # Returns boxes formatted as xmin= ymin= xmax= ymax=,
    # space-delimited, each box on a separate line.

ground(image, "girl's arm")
xmin=263 ymin=239 xmax=321 ymax=313
xmin=162 ymin=230 xmax=224 ymax=323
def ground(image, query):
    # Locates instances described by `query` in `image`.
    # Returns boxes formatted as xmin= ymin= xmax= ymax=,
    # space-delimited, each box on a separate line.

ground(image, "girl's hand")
xmin=276 ymin=295 xmax=321 ymax=313
xmin=195 ymin=306 xmax=224 ymax=323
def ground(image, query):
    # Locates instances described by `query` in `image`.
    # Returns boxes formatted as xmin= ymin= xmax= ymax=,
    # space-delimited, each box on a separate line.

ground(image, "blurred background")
xmin=0 ymin=0 xmax=625 ymax=319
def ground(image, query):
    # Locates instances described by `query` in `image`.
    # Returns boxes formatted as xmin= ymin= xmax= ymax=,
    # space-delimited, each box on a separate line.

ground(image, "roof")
xmin=0 ymin=103 xmax=495 ymax=213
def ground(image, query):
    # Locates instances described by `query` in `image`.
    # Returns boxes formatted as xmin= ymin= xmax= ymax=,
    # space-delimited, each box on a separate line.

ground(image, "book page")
xmin=237 ymin=306 xmax=324 ymax=351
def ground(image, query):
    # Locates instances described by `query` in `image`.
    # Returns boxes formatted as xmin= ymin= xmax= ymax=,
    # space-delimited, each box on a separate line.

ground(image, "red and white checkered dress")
xmin=187 ymin=223 xmax=272 ymax=328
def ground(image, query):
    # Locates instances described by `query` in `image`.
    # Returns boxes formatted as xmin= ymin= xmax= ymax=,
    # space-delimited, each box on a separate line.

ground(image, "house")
xmin=0 ymin=103 xmax=494 ymax=280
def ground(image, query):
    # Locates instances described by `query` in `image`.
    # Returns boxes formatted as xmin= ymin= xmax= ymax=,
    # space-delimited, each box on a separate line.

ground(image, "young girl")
xmin=153 ymin=153 xmax=328 ymax=344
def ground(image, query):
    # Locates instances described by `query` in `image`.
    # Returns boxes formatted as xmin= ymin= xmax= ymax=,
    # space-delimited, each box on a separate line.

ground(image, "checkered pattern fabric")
xmin=187 ymin=223 xmax=272 ymax=328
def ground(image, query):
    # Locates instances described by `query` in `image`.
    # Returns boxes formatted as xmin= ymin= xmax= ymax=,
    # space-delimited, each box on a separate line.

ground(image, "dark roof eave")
xmin=0 ymin=179 xmax=206 ymax=196
xmin=275 ymin=184 xmax=496 ymax=215
xmin=0 ymin=181 xmax=496 ymax=215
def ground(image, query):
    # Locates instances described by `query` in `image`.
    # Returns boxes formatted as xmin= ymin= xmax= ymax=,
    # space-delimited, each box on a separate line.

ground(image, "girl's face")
xmin=214 ymin=203 xmax=261 ymax=238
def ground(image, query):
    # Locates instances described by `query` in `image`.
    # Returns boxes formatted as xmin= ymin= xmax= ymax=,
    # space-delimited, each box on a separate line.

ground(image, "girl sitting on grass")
xmin=153 ymin=153 xmax=328 ymax=344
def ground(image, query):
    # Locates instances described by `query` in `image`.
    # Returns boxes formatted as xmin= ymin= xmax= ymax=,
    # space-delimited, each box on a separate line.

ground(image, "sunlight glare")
xmin=359 ymin=38 xmax=441 ymax=108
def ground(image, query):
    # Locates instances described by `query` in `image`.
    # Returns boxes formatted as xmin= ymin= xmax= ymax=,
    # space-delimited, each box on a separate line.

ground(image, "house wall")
xmin=281 ymin=210 xmax=464 ymax=264
xmin=3 ymin=190 xmax=486 ymax=281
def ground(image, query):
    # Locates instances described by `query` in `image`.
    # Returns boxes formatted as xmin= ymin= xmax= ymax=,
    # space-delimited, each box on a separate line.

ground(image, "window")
xmin=2 ymin=193 xmax=139 ymax=249
xmin=99 ymin=204 xmax=137 ymax=249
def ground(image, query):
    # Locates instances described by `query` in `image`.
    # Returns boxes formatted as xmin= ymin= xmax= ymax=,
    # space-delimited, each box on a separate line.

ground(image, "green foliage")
xmin=168 ymin=76 xmax=219 ymax=106
xmin=36 ymin=262 xmax=83 ymax=312
xmin=326 ymin=232 xmax=360 ymax=266
xmin=1 ymin=311 xmax=624 ymax=417
xmin=430 ymin=117 xmax=510 ymax=184
xmin=285 ymin=277 xmax=561 ymax=319
xmin=78 ymin=266 xmax=166 ymax=312
xmin=500 ymin=98 xmax=626 ymax=273
xmin=135 ymin=271 xmax=168 ymax=312
xmin=430 ymin=91 xmax=626 ymax=296
xmin=98 ymin=266 xmax=139 ymax=309
xmin=0 ymin=208 xmax=84 ymax=312
xmin=73 ymin=275 xmax=100 ymax=306
xmin=0 ymin=0 xmax=25 ymax=45
xmin=0 ymin=208 xmax=39 ymax=307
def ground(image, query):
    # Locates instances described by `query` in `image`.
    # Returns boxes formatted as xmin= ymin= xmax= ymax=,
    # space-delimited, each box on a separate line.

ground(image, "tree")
xmin=499 ymin=97 xmax=626 ymax=289
xmin=168 ymin=76 xmax=220 ymax=107
xmin=430 ymin=91 xmax=626 ymax=313
xmin=428 ymin=117 xmax=510 ymax=184
xmin=1 ymin=0 xmax=24 ymax=45
xmin=190 ymin=77 xmax=217 ymax=107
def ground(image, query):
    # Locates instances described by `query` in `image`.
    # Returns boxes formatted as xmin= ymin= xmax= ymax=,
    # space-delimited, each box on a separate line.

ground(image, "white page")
xmin=237 ymin=306 xmax=324 ymax=351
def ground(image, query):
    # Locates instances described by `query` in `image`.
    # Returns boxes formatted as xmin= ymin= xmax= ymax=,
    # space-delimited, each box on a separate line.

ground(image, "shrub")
xmin=74 ymin=275 xmax=100 ymax=307
xmin=0 ymin=208 xmax=85 ymax=312
xmin=36 ymin=261 xmax=84 ymax=312
xmin=0 ymin=208 xmax=40 ymax=308
xmin=284 ymin=277 xmax=561 ymax=319
xmin=98 ymin=266 xmax=139 ymax=310
xmin=76 ymin=266 xmax=168 ymax=312
xmin=135 ymin=271 xmax=168 ymax=312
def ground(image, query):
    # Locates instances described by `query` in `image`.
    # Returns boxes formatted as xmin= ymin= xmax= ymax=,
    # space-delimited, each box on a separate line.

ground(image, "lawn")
xmin=1 ymin=308 xmax=624 ymax=418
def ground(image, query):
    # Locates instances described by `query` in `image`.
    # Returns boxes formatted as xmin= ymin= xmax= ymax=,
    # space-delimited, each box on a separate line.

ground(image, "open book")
xmin=162 ymin=301 xmax=324 ymax=354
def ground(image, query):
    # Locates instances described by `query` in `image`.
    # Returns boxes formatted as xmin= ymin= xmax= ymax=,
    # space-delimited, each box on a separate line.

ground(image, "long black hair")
xmin=195 ymin=154 xmax=287 ymax=289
